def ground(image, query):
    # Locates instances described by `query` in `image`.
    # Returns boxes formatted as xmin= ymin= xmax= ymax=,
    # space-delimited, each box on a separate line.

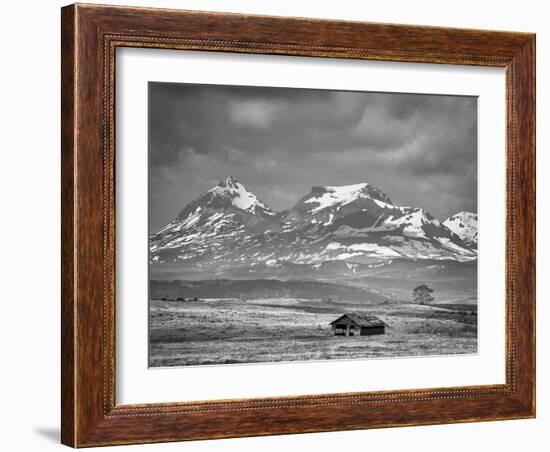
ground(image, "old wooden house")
xmin=330 ymin=313 xmax=386 ymax=336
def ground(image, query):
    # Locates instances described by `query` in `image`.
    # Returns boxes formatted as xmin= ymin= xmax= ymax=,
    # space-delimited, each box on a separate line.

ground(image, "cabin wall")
xmin=360 ymin=326 xmax=385 ymax=336
xmin=331 ymin=317 xmax=386 ymax=336
xmin=332 ymin=323 xmax=354 ymax=336
xmin=332 ymin=323 xmax=363 ymax=336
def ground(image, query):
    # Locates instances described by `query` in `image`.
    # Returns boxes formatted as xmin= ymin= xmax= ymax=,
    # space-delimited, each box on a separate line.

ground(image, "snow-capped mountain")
xmin=150 ymin=177 xmax=280 ymax=265
xmin=283 ymin=183 xmax=392 ymax=228
xmin=443 ymin=211 xmax=478 ymax=248
xmin=279 ymin=183 xmax=475 ymax=262
xmin=149 ymin=178 xmax=477 ymax=275
xmin=296 ymin=183 xmax=393 ymax=214
xmin=174 ymin=176 xmax=275 ymax=220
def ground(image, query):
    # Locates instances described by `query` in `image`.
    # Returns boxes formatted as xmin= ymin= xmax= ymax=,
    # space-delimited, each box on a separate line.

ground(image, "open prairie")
xmin=149 ymin=296 xmax=477 ymax=367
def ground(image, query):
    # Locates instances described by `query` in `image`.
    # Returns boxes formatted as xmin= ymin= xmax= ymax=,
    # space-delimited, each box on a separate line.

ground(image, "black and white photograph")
xmin=148 ymin=82 xmax=479 ymax=367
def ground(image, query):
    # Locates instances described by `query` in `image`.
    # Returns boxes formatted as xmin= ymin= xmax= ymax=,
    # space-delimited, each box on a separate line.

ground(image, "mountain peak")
xmin=450 ymin=211 xmax=477 ymax=220
xmin=197 ymin=177 xmax=275 ymax=216
xmin=443 ymin=211 xmax=478 ymax=247
xmin=173 ymin=178 xmax=275 ymax=223
xmin=217 ymin=176 xmax=240 ymax=188
xmin=303 ymin=182 xmax=393 ymax=213
xmin=152 ymin=179 xmax=477 ymax=265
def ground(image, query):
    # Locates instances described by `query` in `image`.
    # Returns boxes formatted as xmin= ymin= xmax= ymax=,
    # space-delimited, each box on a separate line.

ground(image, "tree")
xmin=413 ymin=284 xmax=434 ymax=305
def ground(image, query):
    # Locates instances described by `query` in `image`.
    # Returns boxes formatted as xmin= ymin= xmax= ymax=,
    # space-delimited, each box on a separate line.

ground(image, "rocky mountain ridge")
xmin=150 ymin=177 xmax=477 ymax=276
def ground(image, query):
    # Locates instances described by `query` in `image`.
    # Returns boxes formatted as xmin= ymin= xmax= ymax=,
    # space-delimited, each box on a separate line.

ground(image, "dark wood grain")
xmin=60 ymin=5 xmax=76 ymax=446
xmin=61 ymin=3 xmax=536 ymax=447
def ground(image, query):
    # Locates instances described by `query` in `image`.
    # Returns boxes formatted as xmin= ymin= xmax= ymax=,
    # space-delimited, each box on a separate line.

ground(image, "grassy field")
xmin=149 ymin=297 xmax=477 ymax=367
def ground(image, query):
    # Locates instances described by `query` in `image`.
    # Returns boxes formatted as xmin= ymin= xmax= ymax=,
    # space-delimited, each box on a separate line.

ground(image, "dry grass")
xmin=149 ymin=297 xmax=477 ymax=367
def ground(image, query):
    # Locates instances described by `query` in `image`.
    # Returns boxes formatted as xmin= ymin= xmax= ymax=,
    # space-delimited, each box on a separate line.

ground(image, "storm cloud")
xmin=149 ymin=82 xmax=477 ymax=232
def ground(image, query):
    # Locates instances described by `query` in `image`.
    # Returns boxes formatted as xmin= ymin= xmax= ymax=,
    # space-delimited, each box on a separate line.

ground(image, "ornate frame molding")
xmin=62 ymin=4 xmax=535 ymax=447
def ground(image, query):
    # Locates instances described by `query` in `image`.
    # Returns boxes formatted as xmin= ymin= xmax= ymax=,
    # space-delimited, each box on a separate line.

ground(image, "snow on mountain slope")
xmin=443 ymin=211 xmax=478 ymax=248
xmin=375 ymin=208 xmax=441 ymax=238
xmin=174 ymin=176 xmax=274 ymax=221
xmin=303 ymin=183 xmax=393 ymax=213
xmin=210 ymin=176 xmax=275 ymax=215
xmin=283 ymin=183 xmax=394 ymax=231
xmin=283 ymin=183 xmax=472 ymax=259
xmin=149 ymin=178 xmax=477 ymax=272
xmin=149 ymin=177 xmax=280 ymax=265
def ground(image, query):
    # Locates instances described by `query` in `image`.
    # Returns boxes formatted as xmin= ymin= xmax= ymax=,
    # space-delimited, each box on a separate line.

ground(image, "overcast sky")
xmin=149 ymin=82 xmax=477 ymax=232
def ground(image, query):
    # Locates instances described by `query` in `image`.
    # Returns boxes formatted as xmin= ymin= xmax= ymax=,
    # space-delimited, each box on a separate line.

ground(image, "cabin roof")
xmin=329 ymin=313 xmax=386 ymax=327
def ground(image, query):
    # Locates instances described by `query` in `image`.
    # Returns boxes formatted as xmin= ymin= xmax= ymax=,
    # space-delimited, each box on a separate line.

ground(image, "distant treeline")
xmin=150 ymin=279 xmax=386 ymax=302
xmin=161 ymin=296 xmax=199 ymax=302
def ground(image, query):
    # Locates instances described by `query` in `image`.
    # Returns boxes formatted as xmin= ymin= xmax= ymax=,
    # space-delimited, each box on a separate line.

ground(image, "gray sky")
xmin=149 ymin=82 xmax=477 ymax=232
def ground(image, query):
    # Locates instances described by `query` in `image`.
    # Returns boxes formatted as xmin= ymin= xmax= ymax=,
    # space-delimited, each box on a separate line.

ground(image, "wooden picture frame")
xmin=61 ymin=3 xmax=535 ymax=447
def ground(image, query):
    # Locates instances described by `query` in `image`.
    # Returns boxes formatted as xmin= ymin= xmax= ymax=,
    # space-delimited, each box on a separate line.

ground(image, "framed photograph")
xmin=61 ymin=3 xmax=535 ymax=447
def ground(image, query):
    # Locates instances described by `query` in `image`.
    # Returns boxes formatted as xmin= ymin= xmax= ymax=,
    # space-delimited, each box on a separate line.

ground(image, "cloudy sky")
xmin=149 ymin=82 xmax=477 ymax=232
